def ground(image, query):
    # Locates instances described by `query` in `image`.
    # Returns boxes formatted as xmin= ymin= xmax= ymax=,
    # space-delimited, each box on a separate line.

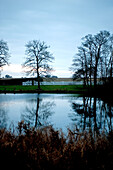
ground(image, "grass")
xmin=0 ymin=121 xmax=113 ymax=170
xmin=0 ymin=85 xmax=38 ymax=91
xmin=41 ymin=85 xmax=86 ymax=92
xmin=0 ymin=85 xmax=88 ymax=93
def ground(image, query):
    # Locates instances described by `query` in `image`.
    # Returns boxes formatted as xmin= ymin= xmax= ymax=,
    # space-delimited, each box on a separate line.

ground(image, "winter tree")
xmin=23 ymin=40 xmax=54 ymax=89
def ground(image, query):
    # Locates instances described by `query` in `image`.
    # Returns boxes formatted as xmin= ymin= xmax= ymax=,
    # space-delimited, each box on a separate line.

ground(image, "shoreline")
xmin=0 ymin=85 xmax=113 ymax=98
xmin=0 ymin=89 xmax=86 ymax=94
xmin=0 ymin=85 xmax=87 ymax=94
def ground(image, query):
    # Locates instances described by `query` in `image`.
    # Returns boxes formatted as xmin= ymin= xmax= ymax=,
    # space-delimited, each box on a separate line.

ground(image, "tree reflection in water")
xmin=21 ymin=97 xmax=55 ymax=128
xmin=0 ymin=108 xmax=8 ymax=129
xmin=70 ymin=97 xmax=113 ymax=133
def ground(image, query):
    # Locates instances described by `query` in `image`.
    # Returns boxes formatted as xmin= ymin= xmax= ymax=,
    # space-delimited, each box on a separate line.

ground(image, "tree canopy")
xmin=0 ymin=40 xmax=10 ymax=77
xmin=23 ymin=40 xmax=54 ymax=89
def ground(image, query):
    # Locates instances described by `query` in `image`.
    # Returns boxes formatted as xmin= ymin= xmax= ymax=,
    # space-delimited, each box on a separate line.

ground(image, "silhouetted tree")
xmin=0 ymin=40 xmax=10 ymax=77
xmin=23 ymin=40 xmax=54 ymax=89
xmin=81 ymin=34 xmax=94 ymax=86
xmin=107 ymin=37 xmax=113 ymax=79
xmin=92 ymin=31 xmax=111 ymax=88
xmin=71 ymin=31 xmax=113 ymax=88
xmin=71 ymin=47 xmax=88 ymax=86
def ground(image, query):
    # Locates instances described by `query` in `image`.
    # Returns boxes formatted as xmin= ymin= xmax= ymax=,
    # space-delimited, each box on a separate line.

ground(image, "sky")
xmin=0 ymin=0 xmax=113 ymax=78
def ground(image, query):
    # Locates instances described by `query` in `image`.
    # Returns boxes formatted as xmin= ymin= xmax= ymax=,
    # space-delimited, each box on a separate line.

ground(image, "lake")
xmin=0 ymin=93 xmax=113 ymax=133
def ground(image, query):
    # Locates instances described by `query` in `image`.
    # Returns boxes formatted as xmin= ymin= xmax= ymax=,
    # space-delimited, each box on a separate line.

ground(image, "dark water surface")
xmin=0 ymin=93 xmax=113 ymax=133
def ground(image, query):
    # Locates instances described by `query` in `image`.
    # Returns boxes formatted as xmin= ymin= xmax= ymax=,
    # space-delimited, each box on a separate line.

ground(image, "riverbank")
xmin=0 ymin=121 xmax=113 ymax=170
xmin=0 ymin=85 xmax=113 ymax=98
xmin=0 ymin=85 xmax=88 ymax=94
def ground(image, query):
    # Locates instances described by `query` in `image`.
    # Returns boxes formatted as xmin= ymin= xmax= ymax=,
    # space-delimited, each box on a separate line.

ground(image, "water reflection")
xmin=0 ymin=107 xmax=7 ymax=129
xmin=0 ymin=94 xmax=113 ymax=133
xmin=21 ymin=97 xmax=55 ymax=128
xmin=70 ymin=96 xmax=113 ymax=132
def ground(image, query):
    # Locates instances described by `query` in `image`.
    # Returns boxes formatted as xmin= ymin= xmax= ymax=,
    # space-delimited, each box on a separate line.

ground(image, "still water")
xmin=0 ymin=93 xmax=113 ymax=133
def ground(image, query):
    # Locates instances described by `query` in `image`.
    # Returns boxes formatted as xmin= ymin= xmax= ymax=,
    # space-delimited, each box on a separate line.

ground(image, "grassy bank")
xmin=0 ymin=85 xmax=88 ymax=93
xmin=0 ymin=122 xmax=113 ymax=170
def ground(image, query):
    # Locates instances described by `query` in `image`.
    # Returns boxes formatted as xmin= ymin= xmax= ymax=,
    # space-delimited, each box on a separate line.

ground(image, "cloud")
xmin=53 ymin=68 xmax=72 ymax=78
xmin=1 ymin=64 xmax=72 ymax=78
xmin=3 ymin=64 xmax=22 ymax=73
xmin=1 ymin=64 xmax=24 ymax=77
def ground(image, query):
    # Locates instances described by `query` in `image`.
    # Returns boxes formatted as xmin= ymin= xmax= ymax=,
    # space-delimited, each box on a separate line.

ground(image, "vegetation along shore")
xmin=0 ymin=84 xmax=113 ymax=97
xmin=1 ymin=121 xmax=113 ymax=170
xmin=0 ymin=85 xmax=88 ymax=94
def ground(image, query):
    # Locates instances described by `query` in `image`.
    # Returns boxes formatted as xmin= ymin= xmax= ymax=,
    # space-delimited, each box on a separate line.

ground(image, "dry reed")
xmin=0 ymin=121 xmax=113 ymax=170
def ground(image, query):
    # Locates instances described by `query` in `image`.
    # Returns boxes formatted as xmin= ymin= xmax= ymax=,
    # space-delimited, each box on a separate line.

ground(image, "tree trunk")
xmin=37 ymin=71 xmax=40 ymax=90
xmin=110 ymin=62 xmax=112 ymax=78
xmin=93 ymin=97 xmax=97 ymax=133
xmin=83 ymin=97 xmax=86 ymax=130
xmin=89 ymin=52 xmax=93 ymax=87
xmin=36 ymin=57 xmax=40 ymax=89
xmin=94 ymin=46 xmax=101 ymax=88
xmin=35 ymin=97 xmax=40 ymax=128
xmin=94 ymin=66 xmax=97 ymax=89
xmin=110 ymin=54 xmax=113 ymax=78
xmin=83 ymin=74 xmax=86 ymax=87
xmin=94 ymin=51 xmax=100 ymax=89
xmin=84 ymin=50 xmax=88 ymax=85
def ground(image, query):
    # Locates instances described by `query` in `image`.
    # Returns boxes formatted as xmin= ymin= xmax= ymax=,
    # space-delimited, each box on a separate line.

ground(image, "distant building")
xmin=22 ymin=78 xmax=82 ymax=85
xmin=0 ymin=77 xmax=82 ymax=86
xmin=0 ymin=78 xmax=37 ymax=85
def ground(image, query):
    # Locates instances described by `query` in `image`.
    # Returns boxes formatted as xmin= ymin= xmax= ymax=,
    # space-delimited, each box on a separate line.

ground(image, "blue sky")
xmin=0 ymin=0 xmax=113 ymax=77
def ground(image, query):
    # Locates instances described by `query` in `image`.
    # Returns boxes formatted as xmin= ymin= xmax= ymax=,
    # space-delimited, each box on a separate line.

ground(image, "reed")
xmin=0 ymin=121 xmax=113 ymax=170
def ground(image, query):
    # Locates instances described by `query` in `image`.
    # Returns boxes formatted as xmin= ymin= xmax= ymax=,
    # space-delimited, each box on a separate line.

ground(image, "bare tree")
xmin=0 ymin=40 xmax=10 ymax=77
xmin=109 ymin=51 xmax=113 ymax=78
xmin=82 ymin=34 xmax=94 ymax=86
xmin=71 ymin=30 xmax=112 ymax=88
xmin=71 ymin=46 xmax=89 ymax=86
xmin=92 ymin=31 xmax=111 ymax=88
xmin=107 ymin=36 xmax=113 ymax=79
xmin=23 ymin=40 xmax=54 ymax=89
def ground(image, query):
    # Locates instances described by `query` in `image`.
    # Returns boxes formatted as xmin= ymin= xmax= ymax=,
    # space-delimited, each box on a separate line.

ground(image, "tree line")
xmin=0 ymin=30 xmax=113 ymax=89
xmin=71 ymin=30 xmax=113 ymax=88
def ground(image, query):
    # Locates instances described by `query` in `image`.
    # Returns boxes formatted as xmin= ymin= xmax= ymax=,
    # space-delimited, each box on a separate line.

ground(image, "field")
xmin=0 ymin=85 xmax=88 ymax=93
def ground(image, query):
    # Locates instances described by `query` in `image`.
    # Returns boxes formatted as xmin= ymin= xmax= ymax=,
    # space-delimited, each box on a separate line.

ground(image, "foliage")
xmin=0 ymin=121 xmax=113 ymax=169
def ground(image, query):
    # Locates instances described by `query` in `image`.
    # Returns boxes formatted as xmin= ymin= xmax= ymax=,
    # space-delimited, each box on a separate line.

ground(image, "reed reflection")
xmin=70 ymin=97 xmax=113 ymax=132
xmin=21 ymin=97 xmax=55 ymax=128
xmin=0 ymin=108 xmax=8 ymax=129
